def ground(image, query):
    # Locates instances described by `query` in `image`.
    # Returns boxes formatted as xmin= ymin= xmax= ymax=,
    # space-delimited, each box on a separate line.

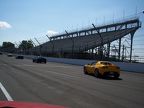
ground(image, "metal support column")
xmin=107 ymin=43 xmax=110 ymax=58
xmin=92 ymin=24 xmax=103 ymax=60
xmin=118 ymin=38 xmax=121 ymax=60
xmin=122 ymin=45 xmax=125 ymax=61
xmin=130 ymin=32 xmax=135 ymax=62
xmin=92 ymin=48 xmax=94 ymax=54
xmin=91 ymin=48 xmax=94 ymax=59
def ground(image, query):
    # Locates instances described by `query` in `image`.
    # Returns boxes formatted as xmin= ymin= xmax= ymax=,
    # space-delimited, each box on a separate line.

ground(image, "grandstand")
xmin=31 ymin=18 xmax=141 ymax=61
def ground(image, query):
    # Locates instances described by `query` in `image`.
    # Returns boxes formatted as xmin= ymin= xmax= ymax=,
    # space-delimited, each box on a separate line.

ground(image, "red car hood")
xmin=0 ymin=101 xmax=67 ymax=108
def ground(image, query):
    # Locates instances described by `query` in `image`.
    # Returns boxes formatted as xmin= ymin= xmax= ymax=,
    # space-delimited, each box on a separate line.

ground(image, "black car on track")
xmin=33 ymin=56 xmax=47 ymax=63
xmin=15 ymin=55 xmax=24 ymax=59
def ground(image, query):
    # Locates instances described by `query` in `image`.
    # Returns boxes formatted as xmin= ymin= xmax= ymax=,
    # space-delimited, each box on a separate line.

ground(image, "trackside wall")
xmin=24 ymin=55 xmax=144 ymax=73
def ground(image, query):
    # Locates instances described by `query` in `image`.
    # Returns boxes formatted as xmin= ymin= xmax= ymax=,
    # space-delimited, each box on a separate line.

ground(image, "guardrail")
xmin=23 ymin=55 xmax=144 ymax=73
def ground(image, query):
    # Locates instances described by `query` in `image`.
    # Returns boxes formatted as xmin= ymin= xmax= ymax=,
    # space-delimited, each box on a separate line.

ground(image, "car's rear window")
xmin=100 ymin=62 xmax=112 ymax=65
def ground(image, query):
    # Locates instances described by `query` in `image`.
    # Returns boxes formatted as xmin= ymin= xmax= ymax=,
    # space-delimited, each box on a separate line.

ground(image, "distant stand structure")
xmin=13 ymin=18 xmax=141 ymax=62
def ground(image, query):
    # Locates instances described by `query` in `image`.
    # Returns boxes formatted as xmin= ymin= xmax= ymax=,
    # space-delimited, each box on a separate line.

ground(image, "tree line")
xmin=0 ymin=40 xmax=34 ymax=53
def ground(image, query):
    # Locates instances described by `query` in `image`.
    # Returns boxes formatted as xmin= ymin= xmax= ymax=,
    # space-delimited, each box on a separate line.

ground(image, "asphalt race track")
xmin=0 ymin=55 xmax=144 ymax=108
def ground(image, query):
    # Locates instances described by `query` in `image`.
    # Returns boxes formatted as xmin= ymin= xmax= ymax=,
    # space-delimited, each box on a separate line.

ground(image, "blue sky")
xmin=0 ymin=0 xmax=144 ymax=59
xmin=0 ymin=0 xmax=144 ymax=43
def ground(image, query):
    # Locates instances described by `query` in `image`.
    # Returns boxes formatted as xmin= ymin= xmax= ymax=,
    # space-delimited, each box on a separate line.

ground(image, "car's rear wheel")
xmin=114 ymin=73 xmax=120 ymax=78
xmin=94 ymin=69 xmax=100 ymax=78
xmin=84 ymin=67 xmax=88 ymax=74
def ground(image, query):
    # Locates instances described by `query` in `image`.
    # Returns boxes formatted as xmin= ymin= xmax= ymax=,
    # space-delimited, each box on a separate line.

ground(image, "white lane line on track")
xmin=0 ymin=82 xmax=13 ymax=101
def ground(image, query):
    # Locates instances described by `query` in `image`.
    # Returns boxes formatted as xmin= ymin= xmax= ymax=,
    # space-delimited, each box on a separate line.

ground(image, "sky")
xmin=0 ymin=0 xmax=144 ymax=60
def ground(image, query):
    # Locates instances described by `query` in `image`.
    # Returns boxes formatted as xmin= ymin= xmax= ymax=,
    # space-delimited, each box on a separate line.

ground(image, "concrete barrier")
xmin=111 ymin=62 xmax=144 ymax=73
xmin=24 ymin=55 xmax=144 ymax=73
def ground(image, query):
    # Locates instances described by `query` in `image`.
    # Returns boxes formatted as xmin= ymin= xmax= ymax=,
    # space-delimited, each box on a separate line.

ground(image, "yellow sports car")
xmin=84 ymin=61 xmax=120 ymax=78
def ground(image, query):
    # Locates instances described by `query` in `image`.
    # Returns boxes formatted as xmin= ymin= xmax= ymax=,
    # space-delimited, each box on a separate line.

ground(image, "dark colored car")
xmin=33 ymin=56 xmax=47 ymax=63
xmin=16 ymin=55 xmax=24 ymax=59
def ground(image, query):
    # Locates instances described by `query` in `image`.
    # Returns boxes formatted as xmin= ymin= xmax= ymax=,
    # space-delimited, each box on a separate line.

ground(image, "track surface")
xmin=0 ymin=55 xmax=144 ymax=108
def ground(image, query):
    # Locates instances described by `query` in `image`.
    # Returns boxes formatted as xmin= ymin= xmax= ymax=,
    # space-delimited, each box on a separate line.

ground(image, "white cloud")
xmin=46 ymin=30 xmax=58 ymax=37
xmin=0 ymin=21 xmax=12 ymax=29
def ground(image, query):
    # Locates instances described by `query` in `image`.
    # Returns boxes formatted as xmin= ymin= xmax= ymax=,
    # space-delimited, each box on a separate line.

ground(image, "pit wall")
xmin=24 ymin=55 xmax=144 ymax=73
